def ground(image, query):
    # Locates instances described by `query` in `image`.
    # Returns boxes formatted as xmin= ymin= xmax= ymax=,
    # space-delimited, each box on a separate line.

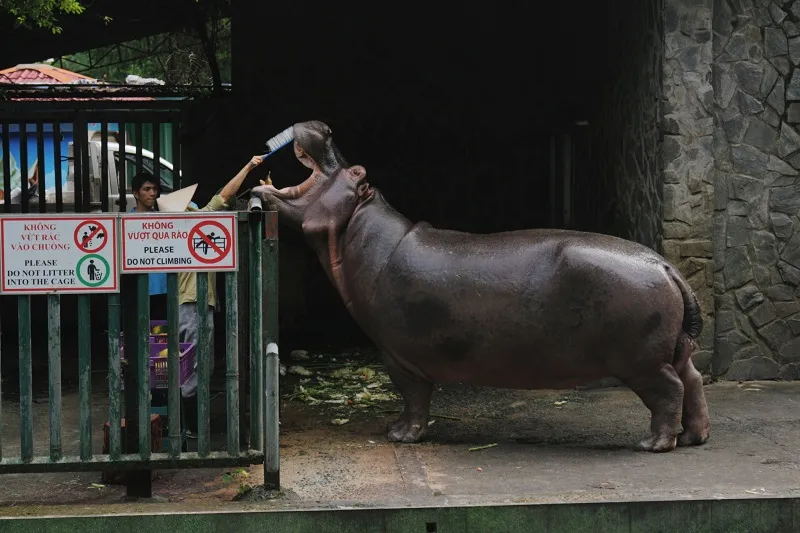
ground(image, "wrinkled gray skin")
xmin=254 ymin=120 xmax=710 ymax=453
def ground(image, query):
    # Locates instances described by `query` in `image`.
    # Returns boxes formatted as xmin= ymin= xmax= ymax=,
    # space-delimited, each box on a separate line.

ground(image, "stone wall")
xmin=711 ymin=0 xmax=800 ymax=380
xmin=582 ymin=0 xmax=665 ymax=250
xmin=661 ymin=0 xmax=717 ymax=372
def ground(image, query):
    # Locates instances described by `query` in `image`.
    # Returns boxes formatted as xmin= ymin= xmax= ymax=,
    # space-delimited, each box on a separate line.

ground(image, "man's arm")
xmin=198 ymin=155 xmax=264 ymax=212
xmin=220 ymin=156 xmax=264 ymax=203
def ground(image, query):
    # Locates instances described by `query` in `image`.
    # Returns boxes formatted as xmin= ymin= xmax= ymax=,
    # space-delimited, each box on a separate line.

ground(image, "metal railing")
xmin=0 ymin=99 xmax=280 ymax=495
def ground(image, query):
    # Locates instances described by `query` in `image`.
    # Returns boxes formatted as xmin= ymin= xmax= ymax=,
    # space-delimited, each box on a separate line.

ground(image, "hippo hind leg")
xmin=620 ymin=364 xmax=684 ymax=453
xmin=676 ymin=340 xmax=710 ymax=447
xmin=384 ymin=358 xmax=434 ymax=444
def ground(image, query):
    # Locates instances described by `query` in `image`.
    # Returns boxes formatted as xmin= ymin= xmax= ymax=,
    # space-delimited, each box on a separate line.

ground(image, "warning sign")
xmin=0 ymin=215 xmax=119 ymax=294
xmin=121 ymin=213 xmax=238 ymax=273
xmin=74 ymin=220 xmax=109 ymax=253
xmin=188 ymin=220 xmax=232 ymax=264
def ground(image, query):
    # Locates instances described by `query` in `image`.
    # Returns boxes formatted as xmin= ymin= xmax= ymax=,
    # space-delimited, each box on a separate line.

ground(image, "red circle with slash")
xmin=73 ymin=220 xmax=109 ymax=253
xmin=187 ymin=220 xmax=232 ymax=264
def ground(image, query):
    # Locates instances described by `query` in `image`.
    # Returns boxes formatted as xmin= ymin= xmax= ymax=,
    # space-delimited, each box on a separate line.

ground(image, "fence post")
xmin=263 ymin=212 xmax=280 ymax=489
xmin=249 ymin=212 xmax=263 ymax=451
xmin=264 ymin=342 xmax=279 ymax=490
xmin=121 ymin=275 xmax=152 ymax=498
xmin=237 ymin=216 xmax=251 ymax=449
xmin=47 ymin=294 xmax=62 ymax=462
xmin=18 ymin=295 xmax=33 ymax=463
xmin=225 ymin=270 xmax=240 ymax=457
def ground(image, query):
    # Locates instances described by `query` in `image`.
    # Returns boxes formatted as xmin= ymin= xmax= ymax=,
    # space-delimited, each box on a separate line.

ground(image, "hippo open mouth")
xmin=260 ymin=143 xmax=319 ymax=200
xmin=257 ymin=120 xmax=348 ymax=201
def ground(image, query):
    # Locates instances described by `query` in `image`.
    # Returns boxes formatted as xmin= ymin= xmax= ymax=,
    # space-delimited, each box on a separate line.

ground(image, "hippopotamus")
xmin=253 ymin=120 xmax=710 ymax=453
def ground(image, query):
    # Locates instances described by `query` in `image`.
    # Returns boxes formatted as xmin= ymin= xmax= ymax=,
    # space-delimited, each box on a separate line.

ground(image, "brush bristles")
xmin=265 ymin=127 xmax=294 ymax=153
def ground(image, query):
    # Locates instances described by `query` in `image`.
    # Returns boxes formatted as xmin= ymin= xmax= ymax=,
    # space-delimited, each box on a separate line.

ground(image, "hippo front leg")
xmin=383 ymin=357 xmax=434 ymax=444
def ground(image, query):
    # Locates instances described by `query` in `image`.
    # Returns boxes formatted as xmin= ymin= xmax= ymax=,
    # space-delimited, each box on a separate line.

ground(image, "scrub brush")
xmin=259 ymin=126 xmax=295 ymax=162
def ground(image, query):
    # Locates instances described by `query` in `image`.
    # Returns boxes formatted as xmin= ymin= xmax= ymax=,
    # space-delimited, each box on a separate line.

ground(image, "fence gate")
xmin=0 ymin=100 xmax=280 ymax=496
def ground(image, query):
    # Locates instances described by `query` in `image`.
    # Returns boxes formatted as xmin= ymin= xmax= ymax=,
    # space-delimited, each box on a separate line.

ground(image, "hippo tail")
xmin=666 ymin=264 xmax=703 ymax=340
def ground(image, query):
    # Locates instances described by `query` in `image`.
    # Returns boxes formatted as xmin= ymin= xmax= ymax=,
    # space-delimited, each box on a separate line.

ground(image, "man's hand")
xmin=218 ymin=155 xmax=268 ymax=204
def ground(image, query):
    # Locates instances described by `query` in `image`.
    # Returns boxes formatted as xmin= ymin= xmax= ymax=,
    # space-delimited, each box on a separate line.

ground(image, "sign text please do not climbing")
xmin=0 ymin=215 xmax=119 ymax=294
xmin=121 ymin=213 xmax=238 ymax=273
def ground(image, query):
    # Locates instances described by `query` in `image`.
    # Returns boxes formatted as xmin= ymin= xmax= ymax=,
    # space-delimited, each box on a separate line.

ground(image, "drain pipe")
xmin=263 ymin=341 xmax=280 ymax=489
xmin=248 ymin=195 xmax=263 ymax=212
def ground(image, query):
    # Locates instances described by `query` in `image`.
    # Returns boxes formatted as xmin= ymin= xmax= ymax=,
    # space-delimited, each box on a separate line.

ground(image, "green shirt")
xmin=177 ymin=194 xmax=228 ymax=308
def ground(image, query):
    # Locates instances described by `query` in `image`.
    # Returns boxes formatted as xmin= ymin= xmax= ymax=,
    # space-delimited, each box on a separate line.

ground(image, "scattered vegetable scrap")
xmin=284 ymin=350 xmax=400 ymax=419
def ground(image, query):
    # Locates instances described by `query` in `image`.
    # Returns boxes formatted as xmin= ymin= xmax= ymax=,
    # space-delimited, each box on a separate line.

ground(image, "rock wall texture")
xmin=583 ymin=0 xmax=665 ymax=250
xmin=662 ymin=0 xmax=717 ymax=372
xmin=711 ymin=0 xmax=800 ymax=380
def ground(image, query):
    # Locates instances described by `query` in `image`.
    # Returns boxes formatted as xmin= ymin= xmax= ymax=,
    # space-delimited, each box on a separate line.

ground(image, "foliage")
xmin=2 ymin=0 xmax=85 ymax=34
xmin=54 ymin=18 xmax=231 ymax=86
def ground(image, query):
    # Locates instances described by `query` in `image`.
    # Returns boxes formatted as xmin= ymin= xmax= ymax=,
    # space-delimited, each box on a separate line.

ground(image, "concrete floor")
xmin=0 ymin=379 xmax=799 ymax=516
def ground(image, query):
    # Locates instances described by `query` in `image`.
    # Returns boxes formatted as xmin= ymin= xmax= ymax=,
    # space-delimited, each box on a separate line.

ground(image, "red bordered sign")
xmin=0 ymin=214 xmax=119 ymax=295
xmin=120 ymin=213 xmax=238 ymax=273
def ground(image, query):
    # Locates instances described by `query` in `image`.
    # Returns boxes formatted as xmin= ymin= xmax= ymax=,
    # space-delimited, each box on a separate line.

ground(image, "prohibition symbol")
xmin=188 ymin=220 xmax=232 ymax=264
xmin=76 ymin=254 xmax=111 ymax=287
xmin=74 ymin=220 xmax=108 ymax=253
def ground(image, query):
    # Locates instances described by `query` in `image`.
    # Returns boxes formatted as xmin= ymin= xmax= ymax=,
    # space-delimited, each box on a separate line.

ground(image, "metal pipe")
xmin=100 ymin=122 xmax=109 ymax=212
xmin=225 ymin=271 xmax=240 ymax=456
xmin=197 ymin=272 xmax=211 ymax=457
xmin=167 ymin=273 xmax=181 ymax=457
xmin=48 ymin=294 xmax=62 ymax=461
xmin=248 ymin=196 xmax=263 ymax=211
xmin=19 ymin=123 xmax=28 ymax=213
xmin=249 ymin=213 xmax=264 ymax=450
xmin=263 ymin=342 xmax=280 ymax=489
xmin=0 ymin=450 xmax=265 ymax=474
xmin=2 ymin=121 xmax=11 ymax=213
xmin=36 ymin=121 xmax=46 ymax=214
xmin=137 ymin=274 xmax=151 ymax=459
xmin=18 ymin=296 xmax=33 ymax=462
xmin=108 ymin=292 xmax=122 ymax=460
xmin=78 ymin=295 xmax=92 ymax=461
xmin=54 ymin=122 xmax=62 ymax=213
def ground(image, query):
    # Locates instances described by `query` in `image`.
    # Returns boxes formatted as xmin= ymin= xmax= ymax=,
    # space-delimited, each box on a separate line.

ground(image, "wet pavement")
xmin=0 ymin=379 xmax=799 ymax=516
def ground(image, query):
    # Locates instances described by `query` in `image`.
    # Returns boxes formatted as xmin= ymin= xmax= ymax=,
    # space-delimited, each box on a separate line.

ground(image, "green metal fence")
xmin=0 ymin=101 xmax=280 ymax=495
xmin=0 ymin=211 xmax=279 ymax=490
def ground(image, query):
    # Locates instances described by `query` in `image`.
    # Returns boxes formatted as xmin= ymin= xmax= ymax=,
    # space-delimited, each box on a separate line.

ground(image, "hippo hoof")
xmin=387 ymin=420 xmax=428 ymax=443
xmin=678 ymin=429 xmax=709 ymax=447
xmin=635 ymin=435 xmax=677 ymax=453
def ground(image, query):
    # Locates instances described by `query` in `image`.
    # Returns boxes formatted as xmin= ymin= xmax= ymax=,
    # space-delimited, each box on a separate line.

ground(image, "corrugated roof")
xmin=0 ymin=63 xmax=98 ymax=84
xmin=0 ymin=63 xmax=156 ymax=101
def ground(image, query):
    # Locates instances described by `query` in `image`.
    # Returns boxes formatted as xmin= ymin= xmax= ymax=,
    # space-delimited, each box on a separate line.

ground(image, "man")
xmin=146 ymin=155 xmax=265 ymax=433
xmin=131 ymin=173 xmax=168 ymax=318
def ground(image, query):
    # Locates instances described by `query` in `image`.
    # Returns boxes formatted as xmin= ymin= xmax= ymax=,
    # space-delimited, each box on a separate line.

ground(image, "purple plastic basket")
xmin=120 ymin=341 xmax=196 ymax=390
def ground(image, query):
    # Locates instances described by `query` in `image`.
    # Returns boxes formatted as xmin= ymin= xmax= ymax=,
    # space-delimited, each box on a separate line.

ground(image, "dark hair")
xmin=131 ymin=172 xmax=158 ymax=193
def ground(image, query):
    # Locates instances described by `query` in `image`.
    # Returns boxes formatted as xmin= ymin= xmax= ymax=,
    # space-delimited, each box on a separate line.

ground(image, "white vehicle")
xmin=46 ymin=140 xmax=178 ymax=212
xmin=1 ymin=139 xmax=178 ymax=212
